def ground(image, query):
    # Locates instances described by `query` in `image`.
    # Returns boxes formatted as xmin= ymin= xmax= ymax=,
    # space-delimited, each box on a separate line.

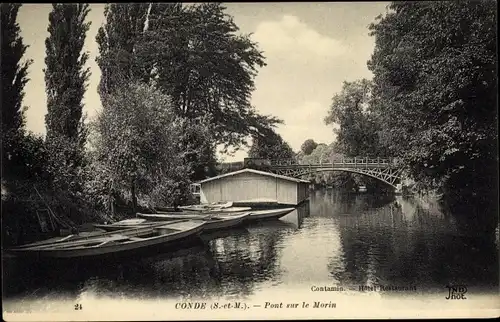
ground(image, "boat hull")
xmin=93 ymin=223 xmax=158 ymax=232
xmin=8 ymin=221 xmax=205 ymax=259
xmin=137 ymin=213 xmax=250 ymax=232
xmin=231 ymin=199 xmax=280 ymax=208
xmin=245 ymin=208 xmax=295 ymax=222
xmin=195 ymin=213 xmax=250 ymax=232
xmin=176 ymin=206 xmax=251 ymax=213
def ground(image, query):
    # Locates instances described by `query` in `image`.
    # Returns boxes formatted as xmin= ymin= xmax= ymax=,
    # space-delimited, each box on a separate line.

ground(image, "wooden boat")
xmin=6 ymin=220 xmax=204 ymax=259
xmin=178 ymin=201 xmax=233 ymax=212
xmin=93 ymin=218 xmax=156 ymax=232
xmin=193 ymin=212 xmax=250 ymax=232
xmin=244 ymin=207 xmax=296 ymax=221
xmin=161 ymin=206 xmax=251 ymax=214
xmin=155 ymin=206 xmax=182 ymax=212
xmin=138 ymin=212 xmax=251 ymax=232
xmin=231 ymin=198 xmax=280 ymax=208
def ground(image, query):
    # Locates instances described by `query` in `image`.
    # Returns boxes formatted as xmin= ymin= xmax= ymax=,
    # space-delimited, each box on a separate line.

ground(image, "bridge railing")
xmin=270 ymin=157 xmax=393 ymax=166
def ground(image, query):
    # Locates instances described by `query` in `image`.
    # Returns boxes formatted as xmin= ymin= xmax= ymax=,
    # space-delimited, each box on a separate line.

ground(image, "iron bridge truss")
xmin=269 ymin=158 xmax=403 ymax=188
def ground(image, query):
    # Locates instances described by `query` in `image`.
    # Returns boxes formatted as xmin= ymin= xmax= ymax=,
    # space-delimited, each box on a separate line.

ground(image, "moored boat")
xmin=244 ymin=207 xmax=296 ymax=221
xmin=161 ymin=206 xmax=251 ymax=214
xmin=93 ymin=218 xmax=157 ymax=232
xmin=231 ymin=198 xmax=280 ymax=208
xmin=138 ymin=212 xmax=251 ymax=232
xmin=192 ymin=212 xmax=250 ymax=232
xmin=178 ymin=201 xmax=233 ymax=212
xmin=6 ymin=220 xmax=204 ymax=259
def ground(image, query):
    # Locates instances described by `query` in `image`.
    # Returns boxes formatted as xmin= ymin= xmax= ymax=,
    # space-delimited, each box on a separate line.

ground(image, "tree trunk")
xmin=108 ymin=181 xmax=115 ymax=216
xmin=131 ymin=178 xmax=137 ymax=214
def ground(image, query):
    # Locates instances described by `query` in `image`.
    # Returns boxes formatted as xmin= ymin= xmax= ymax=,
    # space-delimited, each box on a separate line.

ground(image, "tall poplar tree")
xmin=1 ymin=3 xmax=32 ymax=175
xmin=95 ymin=3 xmax=150 ymax=98
xmin=44 ymin=4 xmax=91 ymax=193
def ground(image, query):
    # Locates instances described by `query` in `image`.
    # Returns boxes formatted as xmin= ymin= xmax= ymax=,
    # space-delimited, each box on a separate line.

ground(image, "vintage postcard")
xmin=2 ymin=2 xmax=499 ymax=321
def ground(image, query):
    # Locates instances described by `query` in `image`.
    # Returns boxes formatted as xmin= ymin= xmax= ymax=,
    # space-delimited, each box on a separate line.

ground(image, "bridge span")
xmin=218 ymin=157 xmax=404 ymax=192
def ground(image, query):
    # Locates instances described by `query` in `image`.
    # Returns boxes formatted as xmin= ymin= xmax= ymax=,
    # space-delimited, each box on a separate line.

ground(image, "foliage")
xmin=95 ymin=4 xmax=149 ymax=97
xmin=247 ymin=130 xmax=295 ymax=161
xmin=325 ymin=79 xmax=387 ymax=157
xmin=368 ymin=1 xmax=498 ymax=212
xmin=1 ymin=3 xmax=33 ymax=174
xmin=90 ymin=82 xmax=195 ymax=211
xmin=300 ymin=139 xmax=318 ymax=156
xmin=136 ymin=2 xmax=282 ymax=151
xmin=44 ymin=4 xmax=91 ymax=197
xmin=297 ymin=143 xmax=354 ymax=190
xmin=177 ymin=116 xmax=218 ymax=182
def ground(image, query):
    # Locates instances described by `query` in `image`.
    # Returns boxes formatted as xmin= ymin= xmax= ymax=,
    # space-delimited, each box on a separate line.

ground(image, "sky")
xmin=17 ymin=3 xmax=389 ymax=162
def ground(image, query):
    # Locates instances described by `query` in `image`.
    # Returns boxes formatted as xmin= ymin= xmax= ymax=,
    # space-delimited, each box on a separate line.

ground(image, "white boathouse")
xmin=197 ymin=168 xmax=310 ymax=206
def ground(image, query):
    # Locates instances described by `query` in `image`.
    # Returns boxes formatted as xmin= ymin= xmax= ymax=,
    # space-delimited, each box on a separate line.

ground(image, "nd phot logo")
xmin=445 ymin=285 xmax=467 ymax=300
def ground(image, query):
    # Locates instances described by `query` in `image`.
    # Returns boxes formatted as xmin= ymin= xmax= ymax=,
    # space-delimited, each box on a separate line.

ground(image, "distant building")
xmin=197 ymin=168 xmax=310 ymax=206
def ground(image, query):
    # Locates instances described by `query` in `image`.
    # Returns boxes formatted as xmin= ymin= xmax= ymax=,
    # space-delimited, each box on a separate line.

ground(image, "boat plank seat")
xmin=27 ymin=234 xmax=132 ymax=250
xmin=127 ymin=237 xmax=144 ymax=241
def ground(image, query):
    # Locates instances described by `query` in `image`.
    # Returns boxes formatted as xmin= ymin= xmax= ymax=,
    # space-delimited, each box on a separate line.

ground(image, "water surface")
xmin=3 ymin=190 xmax=498 ymax=312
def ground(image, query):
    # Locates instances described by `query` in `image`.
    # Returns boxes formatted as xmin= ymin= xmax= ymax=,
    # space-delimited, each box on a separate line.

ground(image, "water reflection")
xmin=328 ymin=192 xmax=498 ymax=293
xmin=3 ymin=191 xmax=498 ymax=310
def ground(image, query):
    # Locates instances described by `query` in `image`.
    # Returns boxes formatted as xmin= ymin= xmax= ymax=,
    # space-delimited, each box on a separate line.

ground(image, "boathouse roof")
xmin=197 ymin=168 xmax=310 ymax=184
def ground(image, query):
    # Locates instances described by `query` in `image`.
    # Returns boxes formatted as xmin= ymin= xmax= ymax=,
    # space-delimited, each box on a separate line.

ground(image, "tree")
xmin=95 ymin=3 xmax=150 ymax=97
xmin=300 ymin=139 xmax=318 ymax=156
xmin=90 ymin=82 xmax=196 ymax=213
xmin=136 ymin=3 xmax=282 ymax=151
xmin=1 ymin=3 xmax=33 ymax=178
xmin=248 ymin=130 xmax=295 ymax=161
xmin=44 ymin=4 xmax=91 ymax=194
xmin=368 ymin=1 xmax=498 ymax=232
xmin=178 ymin=116 xmax=218 ymax=182
xmin=325 ymin=79 xmax=386 ymax=157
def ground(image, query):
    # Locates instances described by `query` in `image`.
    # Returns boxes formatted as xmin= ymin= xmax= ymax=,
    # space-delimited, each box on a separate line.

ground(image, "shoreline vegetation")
xmin=2 ymin=2 xmax=497 ymax=246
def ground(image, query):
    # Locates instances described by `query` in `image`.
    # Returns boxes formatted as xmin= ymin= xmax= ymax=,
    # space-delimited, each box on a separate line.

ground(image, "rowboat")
xmin=178 ymin=201 xmax=234 ymax=212
xmin=138 ymin=212 xmax=251 ymax=232
xmin=244 ymin=207 xmax=296 ymax=221
xmin=6 ymin=220 xmax=205 ymax=259
xmin=193 ymin=212 xmax=250 ymax=232
xmin=231 ymin=198 xmax=280 ymax=208
xmin=93 ymin=218 xmax=155 ymax=232
xmin=155 ymin=206 xmax=182 ymax=212
xmin=160 ymin=206 xmax=251 ymax=214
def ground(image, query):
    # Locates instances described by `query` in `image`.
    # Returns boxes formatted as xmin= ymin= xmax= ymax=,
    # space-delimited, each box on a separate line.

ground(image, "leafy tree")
xmin=325 ymin=79 xmax=386 ymax=157
xmin=95 ymin=3 xmax=149 ymax=97
xmin=368 ymin=2 xmax=497 ymax=194
xmin=300 ymin=143 xmax=329 ymax=164
xmin=178 ymin=116 xmax=218 ymax=181
xmin=368 ymin=1 xmax=498 ymax=232
xmin=90 ymin=82 xmax=198 ymax=213
xmin=44 ymin=4 xmax=91 ymax=194
xmin=300 ymin=139 xmax=318 ymax=156
xmin=248 ymin=130 xmax=295 ymax=161
xmin=136 ymin=2 xmax=282 ymax=151
xmin=1 ymin=3 xmax=33 ymax=178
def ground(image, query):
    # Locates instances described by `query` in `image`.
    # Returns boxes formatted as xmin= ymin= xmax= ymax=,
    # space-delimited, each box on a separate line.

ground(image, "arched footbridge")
xmin=241 ymin=157 xmax=404 ymax=191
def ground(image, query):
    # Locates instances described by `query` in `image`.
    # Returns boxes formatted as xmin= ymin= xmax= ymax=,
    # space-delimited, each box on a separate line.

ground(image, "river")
xmin=3 ymin=190 xmax=499 ymax=318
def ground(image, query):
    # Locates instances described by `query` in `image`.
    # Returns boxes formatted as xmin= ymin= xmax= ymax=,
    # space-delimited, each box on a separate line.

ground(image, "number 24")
xmin=75 ymin=304 xmax=82 ymax=310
